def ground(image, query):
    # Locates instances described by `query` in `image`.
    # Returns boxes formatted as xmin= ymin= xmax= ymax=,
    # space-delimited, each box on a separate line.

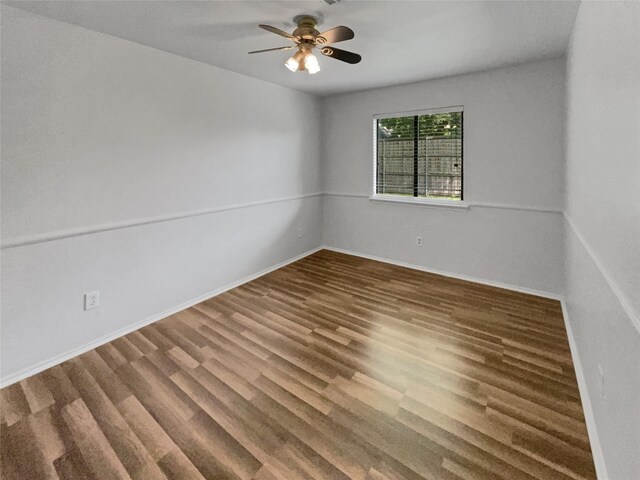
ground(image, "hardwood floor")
xmin=1 ymin=249 xmax=596 ymax=480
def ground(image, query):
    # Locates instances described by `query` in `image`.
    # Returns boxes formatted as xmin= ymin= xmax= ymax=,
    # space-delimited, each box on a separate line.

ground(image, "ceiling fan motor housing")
xmin=292 ymin=15 xmax=322 ymax=43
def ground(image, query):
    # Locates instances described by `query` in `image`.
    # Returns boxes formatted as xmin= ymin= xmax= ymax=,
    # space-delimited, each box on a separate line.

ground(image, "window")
xmin=374 ymin=107 xmax=463 ymax=202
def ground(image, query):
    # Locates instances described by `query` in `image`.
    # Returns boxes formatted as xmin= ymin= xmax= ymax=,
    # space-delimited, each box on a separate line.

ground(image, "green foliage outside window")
xmin=377 ymin=112 xmax=462 ymax=139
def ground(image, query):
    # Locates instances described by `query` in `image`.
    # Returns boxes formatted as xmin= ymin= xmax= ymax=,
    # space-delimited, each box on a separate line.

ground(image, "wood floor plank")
xmin=20 ymin=375 xmax=55 ymax=414
xmin=53 ymin=445 xmax=95 ymax=480
xmin=157 ymin=449 xmax=206 ymax=480
xmin=63 ymin=367 xmax=167 ymax=479
xmin=0 ymin=250 xmax=596 ymax=479
xmin=61 ymin=398 xmax=131 ymax=480
xmin=0 ymin=382 xmax=30 ymax=426
xmin=1 ymin=415 xmax=60 ymax=479
xmin=116 ymin=396 xmax=177 ymax=462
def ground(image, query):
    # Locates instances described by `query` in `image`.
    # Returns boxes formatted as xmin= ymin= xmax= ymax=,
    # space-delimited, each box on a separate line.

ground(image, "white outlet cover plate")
xmin=85 ymin=290 xmax=100 ymax=310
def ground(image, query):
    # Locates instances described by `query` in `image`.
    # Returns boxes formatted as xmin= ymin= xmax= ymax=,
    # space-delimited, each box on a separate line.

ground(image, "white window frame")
xmin=371 ymin=105 xmax=468 ymax=209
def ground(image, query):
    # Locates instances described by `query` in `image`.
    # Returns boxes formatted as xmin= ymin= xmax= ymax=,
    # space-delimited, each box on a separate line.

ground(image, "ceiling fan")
xmin=248 ymin=15 xmax=361 ymax=74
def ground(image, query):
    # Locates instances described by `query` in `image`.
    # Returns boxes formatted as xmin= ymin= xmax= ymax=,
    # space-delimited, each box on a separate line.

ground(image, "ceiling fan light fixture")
xmin=284 ymin=56 xmax=299 ymax=72
xmin=285 ymin=50 xmax=305 ymax=72
xmin=253 ymin=16 xmax=361 ymax=75
xmin=304 ymin=52 xmax=320 ymax=74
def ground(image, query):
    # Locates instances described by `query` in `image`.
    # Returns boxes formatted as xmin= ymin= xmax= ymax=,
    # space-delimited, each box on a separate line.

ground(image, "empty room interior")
xmin=1 ymin=1 xmax=639 ymax=479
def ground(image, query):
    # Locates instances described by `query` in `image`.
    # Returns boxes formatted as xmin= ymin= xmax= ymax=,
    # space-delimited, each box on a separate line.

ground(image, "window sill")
xmin=369 ymin=195 xmax=469 ymax=210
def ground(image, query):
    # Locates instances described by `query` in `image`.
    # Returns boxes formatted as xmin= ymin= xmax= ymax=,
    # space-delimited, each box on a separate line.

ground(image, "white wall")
xmin=322 ymin=59 xmax=566 ymax=293
xmin=0 ymin=6 xmax=323 ymax=384
xmin=564 ymin=3 xmax=640 ymax=479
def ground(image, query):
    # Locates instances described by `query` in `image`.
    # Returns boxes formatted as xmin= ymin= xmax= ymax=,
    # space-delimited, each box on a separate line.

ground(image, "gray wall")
xmin=322 ymin=59 xmax=566 ymax=294
xmin=564 ymin=2 xmax=640 ymax=479
xmin=0 ymin=5 xmax=323 ymax=383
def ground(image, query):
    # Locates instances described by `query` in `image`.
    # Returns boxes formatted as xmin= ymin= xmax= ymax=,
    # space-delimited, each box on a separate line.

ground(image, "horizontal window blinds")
xmin=375 ymin=109 xmax=463 ymax=200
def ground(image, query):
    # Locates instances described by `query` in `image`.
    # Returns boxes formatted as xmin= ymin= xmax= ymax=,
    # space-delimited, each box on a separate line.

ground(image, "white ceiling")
xmin=5 ymin=0 xmax=580 ymax=96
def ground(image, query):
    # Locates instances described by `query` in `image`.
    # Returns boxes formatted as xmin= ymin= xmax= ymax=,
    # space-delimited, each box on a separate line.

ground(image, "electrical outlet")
xmin=297 ymin=228 xmax=303 ymax=238
xmin=85 ymin=291 xmax=99 ymax=311
xmin=598 ymin=365 xmax=605 ymax=398
xmin=416 ymin=236 xmax=423 ymax=247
